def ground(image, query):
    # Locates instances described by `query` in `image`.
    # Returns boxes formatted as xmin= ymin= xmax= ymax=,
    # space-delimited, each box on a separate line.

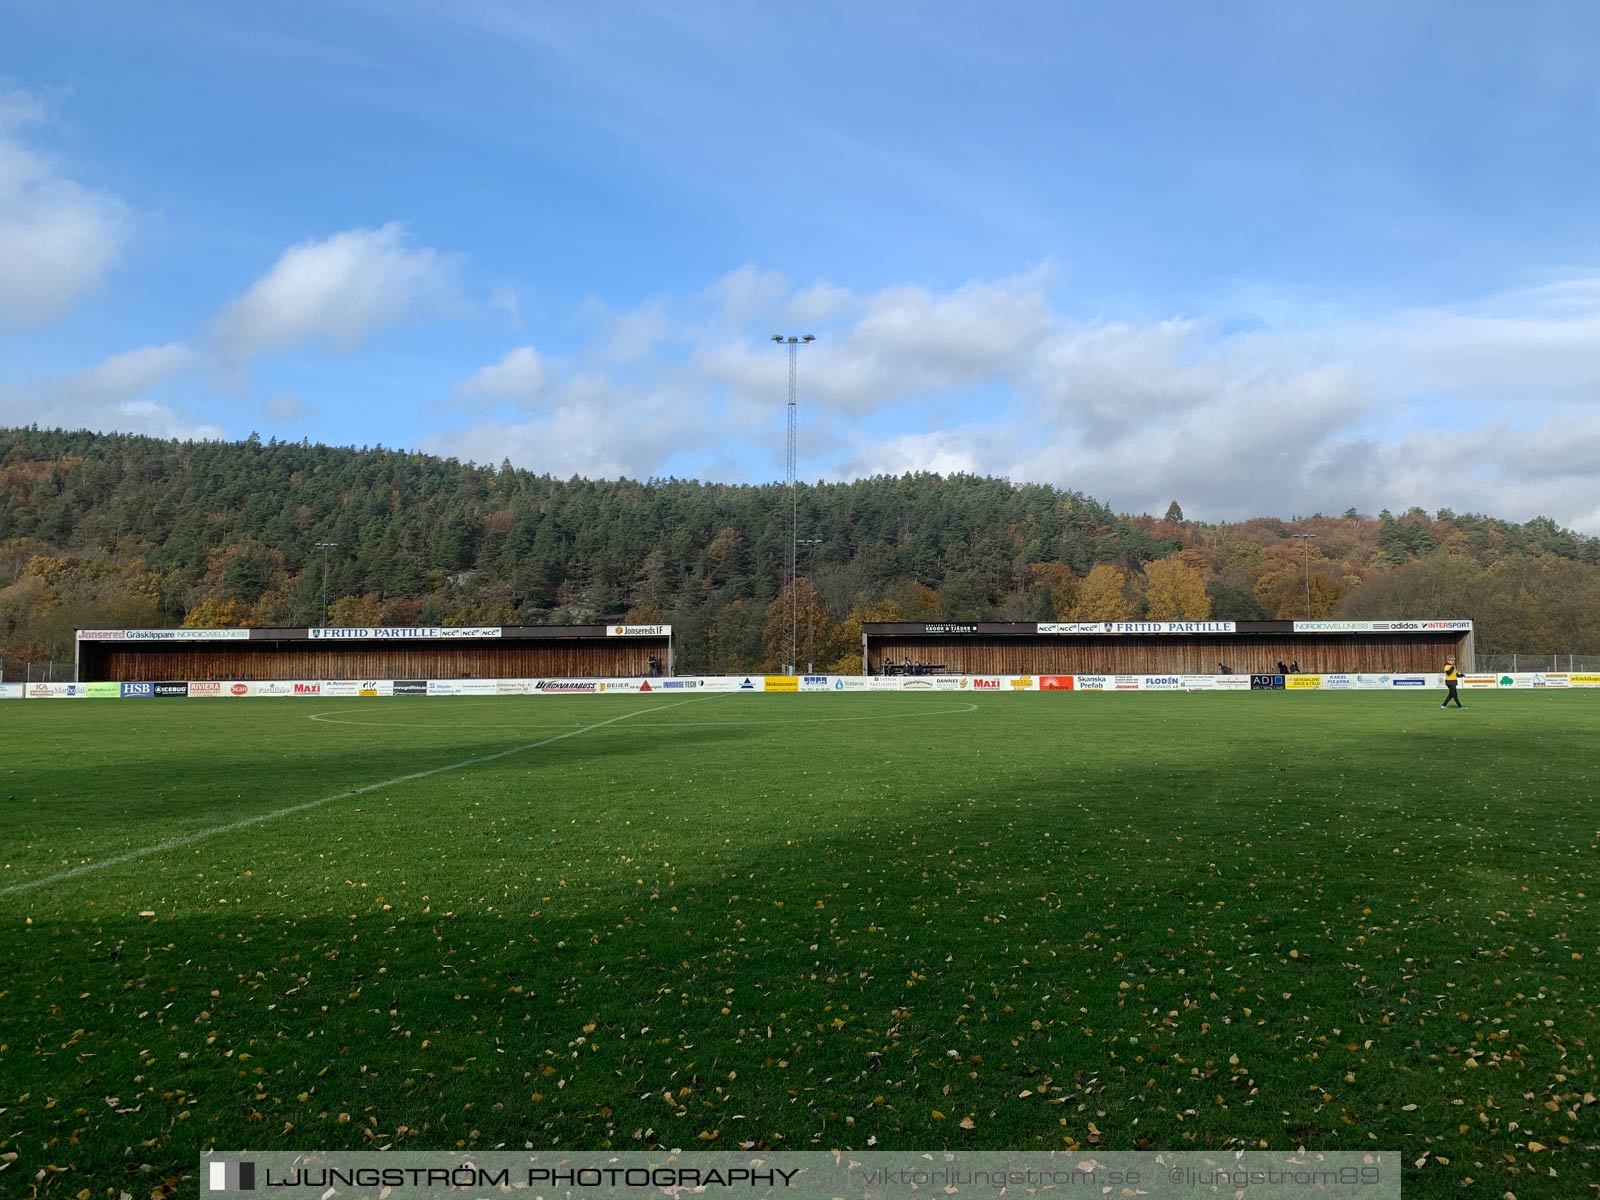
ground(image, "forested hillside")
xmin=2 ymin=426 xmax=1597 ymax=673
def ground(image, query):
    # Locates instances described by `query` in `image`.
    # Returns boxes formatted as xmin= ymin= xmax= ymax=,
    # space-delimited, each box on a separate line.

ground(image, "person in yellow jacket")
xmin=1441 ymin=656 xmax=1464 ymax=709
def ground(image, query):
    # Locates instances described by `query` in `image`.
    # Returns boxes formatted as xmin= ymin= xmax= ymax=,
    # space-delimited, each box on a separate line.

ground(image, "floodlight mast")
xmin=1291 ymin=533 xmax=1316 ymax=619
xmin=771 ymin=334 xmax=815 ymax=674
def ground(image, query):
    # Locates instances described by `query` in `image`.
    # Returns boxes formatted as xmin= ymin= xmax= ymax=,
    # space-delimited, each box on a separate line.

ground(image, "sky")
xmin=3 ymin=0 xmax=1600 ymax=530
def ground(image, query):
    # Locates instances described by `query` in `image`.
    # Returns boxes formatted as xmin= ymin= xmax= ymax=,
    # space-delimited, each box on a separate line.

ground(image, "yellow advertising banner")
xmin=1286 ymin=675 xmax=1322 ymax=689
xmin=763 ymin=675 xmax=799 ymax=693
xmin=1570 ymin=674 xmax=1600 ymax=686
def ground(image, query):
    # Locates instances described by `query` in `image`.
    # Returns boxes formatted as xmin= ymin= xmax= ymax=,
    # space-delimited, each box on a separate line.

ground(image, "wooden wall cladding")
xmin=866 ymin=634 xmax=1467 ymax=675
xmin=84 ymin=641 xmax=662 ymax=681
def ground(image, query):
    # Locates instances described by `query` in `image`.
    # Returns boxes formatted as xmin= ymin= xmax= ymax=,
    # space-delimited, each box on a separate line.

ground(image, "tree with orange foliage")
xmin=1254 ymin=561 xmax=1343 ymax=618
xmin=762 ymin=578 xmax=840 ymax=671
xmin=181 ymin=598 xmax=254 ymax=628
xmin=1068 ymin=564 xmax=1136 ymax=620
xmin=1143 ymin=557 xmax=1211 ymax=620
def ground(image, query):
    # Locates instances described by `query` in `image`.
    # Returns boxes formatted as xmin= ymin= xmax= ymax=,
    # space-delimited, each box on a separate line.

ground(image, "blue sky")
xmin=4 ymin=1 xmax=1600 ymax=529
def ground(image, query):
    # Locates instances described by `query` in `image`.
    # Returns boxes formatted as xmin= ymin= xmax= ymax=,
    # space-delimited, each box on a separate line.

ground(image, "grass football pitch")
xmin=1 ymin=691 xmax=1596 ymax=1199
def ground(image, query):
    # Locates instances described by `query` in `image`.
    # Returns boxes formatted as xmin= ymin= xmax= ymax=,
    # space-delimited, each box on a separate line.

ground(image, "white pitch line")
xmin=0 ymin=697 xmax=708 ymax=897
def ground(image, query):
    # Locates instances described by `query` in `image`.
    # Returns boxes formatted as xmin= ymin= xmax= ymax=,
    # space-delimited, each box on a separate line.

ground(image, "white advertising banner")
xmin=604 ymin=625 xmax=672 ymax=637
xmin=25 ymin=682 xmax=89 ymax=698
xmin=0 ymin=682 xmax=22 ymax=700
xmin=237 ymin=681 xmax=319 ymax=697
xmin=77 ymin=628 xmax=251 ymax=641
xmin=310 ymin=627 xmax=501 ymax=640
xmin=1037 ymin=621 xmax=1236 ymax=635
xmin=1292 ymin=619 xmax=1473 ymax=633
xmin=425 ymin=680 xmax=499 ymax=696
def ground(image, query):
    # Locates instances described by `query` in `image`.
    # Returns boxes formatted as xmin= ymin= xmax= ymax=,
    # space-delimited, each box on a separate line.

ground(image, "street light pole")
xmin=771 ymin=333 xmax=815 ymax=673
xmin=315 ymin=542 xmax=338 ymax=627
xmin=1291 ymin=533 xmax=1315 ymax=619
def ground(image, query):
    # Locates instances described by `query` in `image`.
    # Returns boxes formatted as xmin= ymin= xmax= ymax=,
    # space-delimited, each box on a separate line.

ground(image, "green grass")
xmin=1 ymin=691 xmax=1596 ymax=1199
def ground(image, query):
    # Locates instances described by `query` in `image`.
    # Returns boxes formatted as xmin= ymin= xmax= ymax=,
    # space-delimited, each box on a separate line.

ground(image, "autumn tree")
xmin=762 ymin=577 xmax=840 ymax=671
xmin=181 ymin=598 xmax=254 ymax=628
xmin=829 ymin=599 xmax=906 ymax=673
xmin=1068 ymin=564 xmax=1135 ymax=620
xmin=326 ymin=592 xmax=387 ymax=627
xmin=1143 ymin=556 xmax=1211 ymax=619
xmin=1254 ymin=562 xmax=1343 ymax=618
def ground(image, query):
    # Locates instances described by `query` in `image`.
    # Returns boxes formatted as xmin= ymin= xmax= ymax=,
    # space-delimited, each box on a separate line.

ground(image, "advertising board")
xmin=1038 ymin=675 xmax=1074 ymax=691
xmin=763 ymin=675 xmax=799 ymax=693
xmin=1286 ymin=675 xmax=1321 ymax=690
xmin=153 ymin=681 xmax=188 ymax=697
xmin=310 ymin=627 xmax=502 ymax=640
xmin=186 ymin=681 xmax=223 ymax=697
xmin=1037 ymin=621 xmax=1236 ymax=635
xmin=606 ymin=625 xmax=671 ymax=637
xmin=0 ymin=682 xmax=26 ymax=699
xmin=1293 ymin=619 xmax=1472 ymax=633
xmin=27 ymin=683 xmax=88 ymax=698
xmin=78 ymin=628 xmax=251 ymax=641
xmin=1141 ymin=676 xmax=1182 ymax=690
xmin=1250 ymin=674 xmax=1285 ymax=690
xmin=85 ymin=682 xmax=122 ymax=698
xmin=120 ymin=681 xmax=154 ymax=698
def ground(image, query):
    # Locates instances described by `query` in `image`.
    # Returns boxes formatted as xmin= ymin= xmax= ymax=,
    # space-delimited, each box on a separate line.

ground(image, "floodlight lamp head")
xmin=770 ymin=334 xmax=783 ymax=342
xmin=802 ymin=334 xmax=815 ymax=342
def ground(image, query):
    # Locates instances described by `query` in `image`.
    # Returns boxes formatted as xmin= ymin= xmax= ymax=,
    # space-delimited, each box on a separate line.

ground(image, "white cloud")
xmin=0 ymin=86 xmax=128 ymax=325
xmin=451 ymin=346 xmax=547 ymax=407
xmin=426 ymin=373 xmax=707 ymax=479
xmin=214 ymin=222 xmax=452 ymax=359
xmin=425 ymin=265 xmax=1600 ymax=532
xmin=488 ymin=285 xmax=523 ymax=331
xmin=265 ymin=393 xmax=317 ymax=422
xmin=0 ymin=342 xmax=221 ymax=440
xmin=71 ymin=343 xmax=198 ymax=399
xmin=781 ymin=281 xmax=855 ymax=326
xmin=708 ymin=264 xmax=789 ymax=327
